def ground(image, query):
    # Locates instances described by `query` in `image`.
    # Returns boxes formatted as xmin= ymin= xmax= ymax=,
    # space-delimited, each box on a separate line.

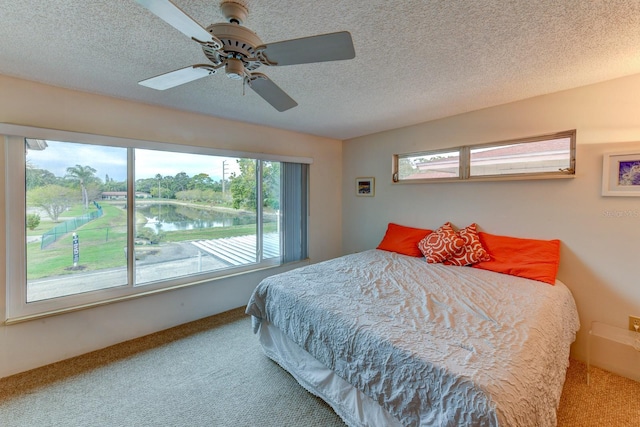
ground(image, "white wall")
xmin=343 ymin=73 xmax=640 ymax=381
xmin=0 ymin=75 xmax=343 ymax=378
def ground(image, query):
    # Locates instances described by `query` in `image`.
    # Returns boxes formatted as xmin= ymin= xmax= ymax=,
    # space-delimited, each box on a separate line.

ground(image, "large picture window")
xmin=5 ymin=127 xmax=310 ymax=322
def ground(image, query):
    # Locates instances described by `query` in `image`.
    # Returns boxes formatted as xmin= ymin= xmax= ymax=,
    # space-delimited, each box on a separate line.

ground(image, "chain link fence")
xmin=41 ymin=208 xmax=103 ymax=249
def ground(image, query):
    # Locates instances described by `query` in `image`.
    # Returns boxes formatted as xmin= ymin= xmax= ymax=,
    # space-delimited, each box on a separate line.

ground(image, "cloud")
xmin=26 ymin=141 xmax=241 ymax=182
xmin=135 ymin=149 xmax=239 ymax=180
xmin=27 ymin=141 xmax=127 ymax=181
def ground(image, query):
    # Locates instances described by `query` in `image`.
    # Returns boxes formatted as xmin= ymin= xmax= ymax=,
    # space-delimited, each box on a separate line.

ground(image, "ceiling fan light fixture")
xmin=225 ymin=57 xmax=245 ymax=80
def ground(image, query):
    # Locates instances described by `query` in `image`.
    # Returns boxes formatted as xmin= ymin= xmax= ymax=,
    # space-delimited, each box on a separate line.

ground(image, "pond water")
xmin=138 ymin=203 xmax=261 ymax=233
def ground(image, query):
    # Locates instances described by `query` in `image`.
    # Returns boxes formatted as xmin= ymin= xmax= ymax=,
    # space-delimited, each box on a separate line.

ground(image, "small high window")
xmin=393 ymin=130 xmax=576 ymax=183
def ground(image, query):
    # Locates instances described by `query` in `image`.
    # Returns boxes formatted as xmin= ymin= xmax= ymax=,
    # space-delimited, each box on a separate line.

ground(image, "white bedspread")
xmin=246 ymin=250 xmax=580 ymax=426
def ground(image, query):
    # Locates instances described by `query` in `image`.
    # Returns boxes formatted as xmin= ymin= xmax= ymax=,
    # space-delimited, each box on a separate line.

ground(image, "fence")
xmin=41 ymin=208 xmax=103 ymax=249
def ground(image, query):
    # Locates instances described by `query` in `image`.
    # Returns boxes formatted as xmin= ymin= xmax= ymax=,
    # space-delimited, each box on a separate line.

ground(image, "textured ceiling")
xmin=1 ymin=1 xmax=640 ymax=140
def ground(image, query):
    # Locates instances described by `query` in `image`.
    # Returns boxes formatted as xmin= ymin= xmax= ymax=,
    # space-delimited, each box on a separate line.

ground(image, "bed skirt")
xmin=256 ymin=319 xmax=403 ymax=427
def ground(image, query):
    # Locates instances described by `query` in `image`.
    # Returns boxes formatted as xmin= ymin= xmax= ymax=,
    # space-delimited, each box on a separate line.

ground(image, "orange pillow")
xmin=444 ymin=223 xmax=490 ymax=266
xmin=376 ymin=223 xmax=432 ymax=257
xmin=418 ymin=222 xmax=464 ymax=263
xmin=472 ymin=232 xmax=561 ymax=285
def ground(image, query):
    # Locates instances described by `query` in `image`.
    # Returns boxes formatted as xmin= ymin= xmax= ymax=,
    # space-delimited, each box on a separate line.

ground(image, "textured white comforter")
xmin=246 ymin=250 xmax=580 ymax=426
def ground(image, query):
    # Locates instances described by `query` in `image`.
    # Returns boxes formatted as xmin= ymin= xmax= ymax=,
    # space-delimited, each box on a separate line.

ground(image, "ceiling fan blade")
xmin=247 ymin=74 xmax=298 ymax=112
xmin=259 ymin=31 xmax=355 ymax=66
xmin=139 ymin=65 xmax=214 ymax=90
xmin=135 ymin=0 xmax=216 ymax=44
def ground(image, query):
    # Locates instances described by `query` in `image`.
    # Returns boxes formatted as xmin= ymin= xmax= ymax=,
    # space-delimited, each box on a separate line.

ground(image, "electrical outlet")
xmin=629 ymin=315 xmax=640 ymax=331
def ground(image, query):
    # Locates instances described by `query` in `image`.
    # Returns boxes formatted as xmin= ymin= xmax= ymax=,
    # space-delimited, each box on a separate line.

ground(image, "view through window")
xmin=26 ymin=141 xmax=129 ymax=301
xmin=396 ymin=150 xmax=460 ymax=180
xmin=393 ymin=130 xmax=575 ymax=182
xmin=23 ymin=139 xmax=287 ymax=305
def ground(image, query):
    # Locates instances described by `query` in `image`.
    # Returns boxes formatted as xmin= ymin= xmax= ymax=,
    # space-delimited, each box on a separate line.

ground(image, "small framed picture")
xmin=356 ymin=177 xmax=375 ymax=197
xmin=602 ymin=151 xmax=640 ymax=196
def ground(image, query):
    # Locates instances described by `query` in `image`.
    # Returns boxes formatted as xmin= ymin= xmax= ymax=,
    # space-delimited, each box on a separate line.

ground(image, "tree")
xmin=192 ymin=173 xmax=214 ymax=191
xmin=86 ymin=183 xmax=103 ymax=206
xmin=263 ymin=162 xmax=280 ymax=210
xmin=230 ymin=159 xmax=257 ymax=210
xmin=229 ymin=160 xmax=280 ymax=211
xmin=65 ymin=164 xmax=99 ymax=210
xmin=154 ymin=173 xmax=163 ymax=198
xmin=173 ymin=172 xmax=190 ymax=192
xmin=26 ymin=167 xmax=58 ymax=190
xmin=103 ymin=178 xmax=127 ymax=192
xmin=162 ymin=175 xmax=177 ymax=199
xmin=27 ymin=185 xmax=75 ymax=222
xmin=398 ymin=158 xmax=418 ymax=178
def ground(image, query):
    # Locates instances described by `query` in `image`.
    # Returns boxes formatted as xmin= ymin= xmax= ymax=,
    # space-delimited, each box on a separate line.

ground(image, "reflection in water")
xmin=138 ymin=203 xmax=264 ymax=233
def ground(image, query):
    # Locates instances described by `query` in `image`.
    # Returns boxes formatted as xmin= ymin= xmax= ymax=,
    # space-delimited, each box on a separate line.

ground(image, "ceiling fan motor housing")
xmin=204 ymin=23 xmax=263 ymax=72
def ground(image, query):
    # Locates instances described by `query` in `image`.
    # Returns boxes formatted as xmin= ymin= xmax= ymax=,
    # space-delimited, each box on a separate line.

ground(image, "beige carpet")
xmin=1 ymin=307 xmax=638 ymax=426
xmin=557 ymin=357 xmax=640 ymax=426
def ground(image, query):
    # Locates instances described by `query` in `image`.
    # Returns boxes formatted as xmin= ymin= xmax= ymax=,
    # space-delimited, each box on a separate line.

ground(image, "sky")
xmin=26 ymin=140 xmax=240 ymax=182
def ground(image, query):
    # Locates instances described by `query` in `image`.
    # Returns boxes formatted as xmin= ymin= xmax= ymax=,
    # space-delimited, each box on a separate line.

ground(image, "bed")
xmin=246 ymin=236 xmax=579 ymax=426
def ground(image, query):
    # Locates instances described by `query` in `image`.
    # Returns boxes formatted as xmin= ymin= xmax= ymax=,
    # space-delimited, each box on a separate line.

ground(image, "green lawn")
xmin=28 ymin=204 xmax=128 ymax=278
xmin=164 ymin=222 xmax=276 ymax=241
xmin=27 ymin=202 xmax=273 ymax=279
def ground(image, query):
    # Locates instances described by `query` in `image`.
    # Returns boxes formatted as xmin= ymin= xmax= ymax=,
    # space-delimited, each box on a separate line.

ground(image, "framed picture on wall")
xmin=356 ymin=177 xmax=375 ymax=197
xmin=602 ymin=151 xmax=640 ymax=196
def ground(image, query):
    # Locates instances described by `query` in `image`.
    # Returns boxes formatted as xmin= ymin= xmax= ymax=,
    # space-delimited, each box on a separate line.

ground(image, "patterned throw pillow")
xmin=444 ymin=223 xmax=491 ymax=266
xmin=418 ymin=222 xmax=464 ymax=263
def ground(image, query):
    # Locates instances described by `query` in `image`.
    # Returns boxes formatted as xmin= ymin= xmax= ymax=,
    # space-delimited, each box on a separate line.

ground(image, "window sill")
xmin=392 ymin=173 xmax=576 ymax=185
xmin=4 ymin=259 xmax=309 ymax=325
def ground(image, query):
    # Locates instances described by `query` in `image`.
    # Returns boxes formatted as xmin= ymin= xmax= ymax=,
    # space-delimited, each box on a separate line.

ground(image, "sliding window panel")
xmin=134 ymin=150 xmax=258 ymax=285
xmin=469 ymin=135 xmax=574 ymax=177
xmin=25 ymin=140 xmax=129 ymax=302
xmin=396 ymin=150 xmax=461 ymax=181
xmin=262 ymin=161 xmax=282 ymax=261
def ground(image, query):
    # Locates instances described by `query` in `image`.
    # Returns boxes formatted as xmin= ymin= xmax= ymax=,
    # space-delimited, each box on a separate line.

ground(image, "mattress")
xmin=246 ymin=249 xmax=580 ymax=426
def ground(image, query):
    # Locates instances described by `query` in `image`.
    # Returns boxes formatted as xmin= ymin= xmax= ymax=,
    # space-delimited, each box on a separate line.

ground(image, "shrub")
xmin=26 ymin=213 xmax=41 ymax=230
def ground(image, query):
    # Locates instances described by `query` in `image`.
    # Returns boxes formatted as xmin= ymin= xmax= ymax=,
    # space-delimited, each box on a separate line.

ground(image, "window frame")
xmin=392 ymin=130 xmax=576 ymax=184
xmin=3 ymin=123 xmax=312 ymax=323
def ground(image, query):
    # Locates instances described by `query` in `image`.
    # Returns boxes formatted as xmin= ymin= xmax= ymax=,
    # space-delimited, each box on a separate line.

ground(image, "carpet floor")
xmin=1 ymin=307 xmax=639 ymax=426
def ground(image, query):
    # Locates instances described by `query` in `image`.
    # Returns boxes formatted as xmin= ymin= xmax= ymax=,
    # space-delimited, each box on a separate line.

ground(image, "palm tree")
xmin=155 ymin=173 xmax=163 ymax=199
xmin=65 ymin=164 xmax=98 ymax=210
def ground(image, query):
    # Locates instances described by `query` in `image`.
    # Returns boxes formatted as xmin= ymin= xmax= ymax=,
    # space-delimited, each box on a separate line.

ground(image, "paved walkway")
xmin=27 ymin=234 xmax=280 ymax=302
xmin=191 ymin=233 xmax=280 ymax=266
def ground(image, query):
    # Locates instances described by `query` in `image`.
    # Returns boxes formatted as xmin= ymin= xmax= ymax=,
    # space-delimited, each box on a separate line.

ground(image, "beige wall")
xmin=4 ymin=71 xmax=640 ymax=380
xmin=0 ymin=75 xmax=343 ymax=378
xmin=343 ymin=73 xmax=640 ymax=380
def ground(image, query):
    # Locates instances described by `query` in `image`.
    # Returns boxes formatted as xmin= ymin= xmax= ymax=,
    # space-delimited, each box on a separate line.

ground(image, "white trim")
xmin=3 ymin=125 xmax=309 ymax=322
xmin=602 ymin=151 xmax=640 ymax=197
xmin=5 ymin=259 xmax=306 ymax=325
xmin=5 ymin=137 xmax=28 ymax=321
xmin=0 ymin=123 xmax=314 ymax=164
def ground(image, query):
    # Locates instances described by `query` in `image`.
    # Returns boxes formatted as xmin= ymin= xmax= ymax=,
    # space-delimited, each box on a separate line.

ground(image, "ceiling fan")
xmin=135 ymin=0 xmax=356 ymax=111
